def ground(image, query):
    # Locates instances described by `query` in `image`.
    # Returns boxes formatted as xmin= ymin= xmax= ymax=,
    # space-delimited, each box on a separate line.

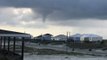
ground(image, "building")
xmin=81 ymin=34 xmax=102 ymax=42
xmin=34 ymin=35 xmax=43 ymax=40
xmin=54 ymin=34 xmax=67 ymax=41
xmin=0 ymin=29 xmax=32 ymax=39
xmin=34 ymin=33 xmax=53 ymax=41
xmin=42 ymin=33 xmax=53 ymax=40
xmin=69 ymin=34 xmax=81 ymax=42
xmin=69 ymin=33 xmax=103 ymax=42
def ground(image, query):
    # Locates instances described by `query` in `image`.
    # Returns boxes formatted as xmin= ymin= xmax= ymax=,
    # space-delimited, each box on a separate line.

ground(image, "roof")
xmin=70 ymin=33 xmax=102 ymax=37
xmin=43 ymin=33 xmax=53 ymax=36
xmin=0 ymin=29 xmax=30 ymax=35
xmin=54 ymin=34 xmax=67 ymax=38
xmin=70 ymin=34 xmax=81 ymax=37
xmin=81 ymin=34 xmax=102 ymax=37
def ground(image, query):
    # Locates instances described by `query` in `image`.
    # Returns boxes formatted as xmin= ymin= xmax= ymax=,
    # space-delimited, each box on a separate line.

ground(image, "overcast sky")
xmin=0 ymin=0 xmax=107 ymax=38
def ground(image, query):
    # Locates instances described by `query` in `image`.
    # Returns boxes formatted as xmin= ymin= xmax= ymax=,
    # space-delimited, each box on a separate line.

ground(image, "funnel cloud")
xmin=0 ymin=0 xmax=107 ymax=38
xmin=0 ymin=0 xmax=107 ymax=21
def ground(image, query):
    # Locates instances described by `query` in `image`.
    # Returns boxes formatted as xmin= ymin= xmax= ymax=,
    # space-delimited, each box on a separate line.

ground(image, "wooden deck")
xmin=0 ymin=37 xmax=25 ymax=60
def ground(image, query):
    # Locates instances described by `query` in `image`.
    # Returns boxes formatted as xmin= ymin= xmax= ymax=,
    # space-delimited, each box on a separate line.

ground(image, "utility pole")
xmin=66 ymin=32 xmax=70 ymax=52
xmin=65 ymin=32 xmax=70 ymax=58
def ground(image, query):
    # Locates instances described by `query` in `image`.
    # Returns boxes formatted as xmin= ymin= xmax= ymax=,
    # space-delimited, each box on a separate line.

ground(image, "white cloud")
xmin=0 ymin=7 xmax=47 ymax=28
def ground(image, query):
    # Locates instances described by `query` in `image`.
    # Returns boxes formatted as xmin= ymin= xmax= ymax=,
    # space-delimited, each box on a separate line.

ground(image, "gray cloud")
xmin=1 ymin=0 xmax=107 ymax=38
xmin=1 ymin=0 xmax=107 ymax=28
xmin=0 ymin=0 xmax=107 ymax=21
xmin=0 ymin=0 xmax=107 ymax=20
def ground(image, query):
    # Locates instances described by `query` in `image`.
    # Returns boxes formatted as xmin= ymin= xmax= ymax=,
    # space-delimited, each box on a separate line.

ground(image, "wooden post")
xmin=21 ymin=37 xmax=24 ymax=60
xmin=13 ymin=37 xmax=16 ymax=53
xmin=7 ymin=37 xmax=10 ymax=51
xmin=3 ymin=37 xmax=6 ymax=50
xmin=0 ymin=37 xmax=2 ymax=49
xmin=1 ymin=37 xmax=3 ymax=49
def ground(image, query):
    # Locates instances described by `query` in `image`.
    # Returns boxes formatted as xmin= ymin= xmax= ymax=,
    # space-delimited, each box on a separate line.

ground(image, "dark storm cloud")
xmin=0 ymin=0 xmax=107 ymax=21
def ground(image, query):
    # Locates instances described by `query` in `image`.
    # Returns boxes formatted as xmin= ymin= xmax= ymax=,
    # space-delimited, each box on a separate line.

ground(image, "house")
xmin=34 ymin=35 xmax=43 ymax=40
xmin=34 ymin=33 xmax=53 ymax=41
xmin=54 ymin=34 xmax=67 ymax=41
xmin=69 ymin=34 xmax=103 ymax=41
xmin=69 ymin=34 xmax=81 ymax=42
xmin=80 ymin=34 xmax=102 ymax=42
xmin=0 ymin=29 xmax=32 ymax=40
xmin=42 ymin=33 xmax=53 ymax=40
xmin=69 ymin=33 xmax=103 ymax=42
